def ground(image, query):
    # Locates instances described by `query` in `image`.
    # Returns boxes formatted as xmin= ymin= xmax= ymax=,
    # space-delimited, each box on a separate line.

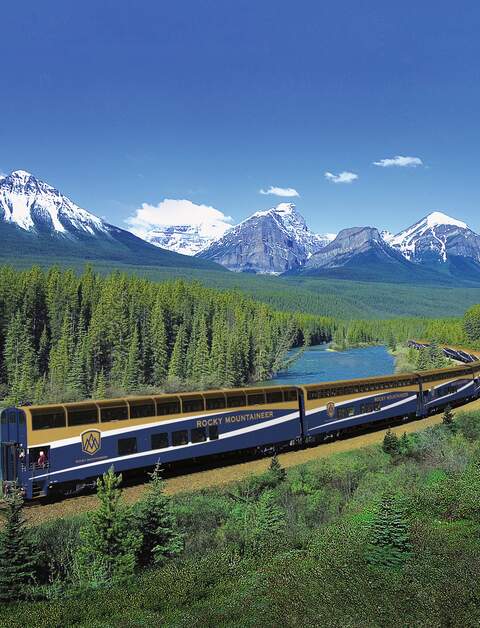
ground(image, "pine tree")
xmin=191 ymin=312 xmax=209 ymax=384
xmin=249 ymin=491 xmax=286 ymax=552
xmin=134 ymin=464 xmax=183 ymax=568
xmin=93 ymin=368 xmax=107 ymax=399
xmin=209 ymin=312 xmax=227 ymax=384
xmin=0 ymin=485 xmax=37 ymax=601
xmin=416 ymin=347 xmax=431 ymax=371
xmin=168 ymin=323 xmax=187 ymax=381
xmin=123 ymin=327 xmax=141 ymax=393
xmin=382 ymin=429 xmax=400 ymax=455
xmin=76 ymin=467 xmax=141 ymax=586
xmin=399 ymin=432 xmax=410 ymax=455
xmin=48 ymin=314 xmax=74 ymax=398
xmin=366 ymin=492 xmax=412 ymax=568
xmin=150 ymin=297 xmax=168 ymax=384
xmin=3 ymin=312 xmax=37 ymax=404
xmin=442 ymin=404 xmax=456 ymax=430
xmin=268 ymin=454 xmax=286 ymax=486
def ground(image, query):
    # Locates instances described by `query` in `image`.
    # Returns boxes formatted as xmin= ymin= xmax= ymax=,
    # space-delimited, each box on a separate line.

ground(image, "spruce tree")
xmin=76 ymin=467 xmax=141 ymax=586
xmin=168 ymin=323 xmax=187 ymax=381
xmin=93 ymin=368 xmax=107 ymax=399
xmin=268 ymin=454 xmax=286 ymax=486
xmin=249 ymin=491 xmax=286 ymax=552
xmin=134 ymin=464 xmax=183 ymax=568
xmin=0 ymin=485 xmax=37 ymax=601
xmin=382 ymin=429 xmax=400 ymax=455
xmin=123 ymin=327 xmax=141 ymax=393
xmin=442 ymin=404 xmax=455 ymax=430
xmin=150 ymin=298 xmax=168 ymax=384
xmin=191 ymin=312 xmax=209 ymax=384
xmin=399 ymin=432 xmax=410 ymax=455
xmin=366 ymin=492 xmax=412 ymax=568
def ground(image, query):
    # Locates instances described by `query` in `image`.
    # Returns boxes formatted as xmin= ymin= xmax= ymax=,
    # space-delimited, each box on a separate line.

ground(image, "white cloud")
xmin=373 ymin=155 xmax=423 ymax=168
xmin=259 ymin=186 xmax=300 ymax=197
xmin=126 ymin=199 xmax=233 ymax=240
xmin=324 ymin=171 xmax=358 ymax=184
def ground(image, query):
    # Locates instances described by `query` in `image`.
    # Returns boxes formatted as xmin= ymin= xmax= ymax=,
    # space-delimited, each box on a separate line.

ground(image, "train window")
xmin=307 ymin=390 xmax=321 ymax=400
xmin=360 ymin=402 xmax=381 ymax=414
xmin=130 ymin=402 xmax=156 ymax=419
xmin=31 ymin=409 xmax=66 ymax=430
xmin=151 ymin=432 xmax=169 ymax=449
xmin=209 ymin=425 xmax=219 ymax=440
xmin=100 ymin=405 xmax=128 ymax=422
xmin=284 ymin=390 xmax=298 ymax=402
xmin=182 ymin=398 xmax=204 ymax=413
xmin=191 ymin=427 xmax=207 ymax=443
xmin=118 ymin=437 xmax=137 ymax=456
xmin=226 ymin=394 xmax=246 ymax=408
xmin=206 ymin=397 xmax=226 ymax=410
xmin=67 ymin=407 xmax=99 ymax=427
xmin=337 ymin=406 xmax=355 ymax=419
xmin=247 ymin=393 xmax=265 ymax=406
xmin=266 ymin=391 xmax=283 ymax=403
xmin=172 ymin=430 xmax=189 ymax=446
xmin=156 ymin=400 xmax=181 ymax=416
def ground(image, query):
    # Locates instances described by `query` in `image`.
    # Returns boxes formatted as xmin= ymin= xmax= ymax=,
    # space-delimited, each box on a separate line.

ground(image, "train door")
xmin=0 ymin=408 xmax=27 ymax=495
xmin=0 ymin=442 xmax=17 ymax=484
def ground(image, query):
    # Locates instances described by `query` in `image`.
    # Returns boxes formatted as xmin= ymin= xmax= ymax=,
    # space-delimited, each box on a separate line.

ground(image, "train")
xmin=1 ymin=343 xmax=479 ymax=500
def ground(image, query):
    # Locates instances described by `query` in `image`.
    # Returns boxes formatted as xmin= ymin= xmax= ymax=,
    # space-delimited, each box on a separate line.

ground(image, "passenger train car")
xmin=1 ymin=345 xmax=480 ymax=499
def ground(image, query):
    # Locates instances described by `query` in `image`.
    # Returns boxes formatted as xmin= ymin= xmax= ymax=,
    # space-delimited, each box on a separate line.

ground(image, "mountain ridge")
xmin=0 ymin=171 xmax=224 ymax=271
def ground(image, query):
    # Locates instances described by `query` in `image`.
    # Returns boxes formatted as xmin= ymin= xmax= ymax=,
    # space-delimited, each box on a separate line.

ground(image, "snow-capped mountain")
xmin=197 ymin=203 xmax=334 ymax=273
xmin=0 ymin=171 xmax=223 ymax=271
xmin=389 ymin=211 xmax=480 ymax=264
xmin=296 ymin=225 xmax=451 ymax=283
xmin=0 ymin=170 xmax=108 ymax=236
xmin=141 ymin=223 xmax=225 ymax=256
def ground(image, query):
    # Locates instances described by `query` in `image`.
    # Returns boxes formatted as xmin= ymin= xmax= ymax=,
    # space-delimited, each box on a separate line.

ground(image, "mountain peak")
xmin=11 ymin=169 xmax=34 ymax=179
xmin=199 ymin=203 xmax=331 ymax=273
xmin=390 ymin=210 xmax=478 ymax=265
xmin=0 ymin=169 xmax=107 ymax=235
xmin=251 ymin=202 xmax=297 ymax=220
xmin=424 ymin=211 xmax=468 ymax=230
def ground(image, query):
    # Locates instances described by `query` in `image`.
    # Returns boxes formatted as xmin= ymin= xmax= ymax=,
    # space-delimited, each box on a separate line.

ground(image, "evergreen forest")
xmin=1 ymin=265 xmax=480 ymax=406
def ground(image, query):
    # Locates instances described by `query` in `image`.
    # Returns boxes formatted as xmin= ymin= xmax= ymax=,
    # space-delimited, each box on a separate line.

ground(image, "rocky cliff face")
xmin=197 ymin=203 xmax=333 ymax=273
xmin=304 ymin=226 xmax=406 ymax=270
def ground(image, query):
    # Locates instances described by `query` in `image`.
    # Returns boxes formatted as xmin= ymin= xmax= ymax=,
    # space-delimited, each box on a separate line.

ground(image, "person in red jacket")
xmin=37 ymin=450 xmax=48 ymax=468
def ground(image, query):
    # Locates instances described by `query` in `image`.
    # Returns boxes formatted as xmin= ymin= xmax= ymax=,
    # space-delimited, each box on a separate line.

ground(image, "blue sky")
xmin=1 ymin=1 xmax=480 ymax=236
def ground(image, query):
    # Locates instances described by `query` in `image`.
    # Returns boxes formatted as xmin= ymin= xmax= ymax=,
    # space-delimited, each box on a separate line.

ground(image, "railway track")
xmin=25 ymin=397 xmax=480 ymax=526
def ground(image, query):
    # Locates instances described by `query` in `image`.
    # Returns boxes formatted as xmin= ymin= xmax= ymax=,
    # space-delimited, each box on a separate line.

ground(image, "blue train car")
xmin=300 ymin=373 xmax=422 ymax=440
xmin=1 ymin=386 xmax=301 ymax=499
xmin=1 ymin=359 xmax=479 ymax=500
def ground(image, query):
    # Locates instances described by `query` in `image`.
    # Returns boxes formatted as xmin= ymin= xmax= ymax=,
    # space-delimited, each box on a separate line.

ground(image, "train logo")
xmin=81 ymin=429 xmax=101 ymax=456
xmin=326 ymin=402 xmax=336 ymax=418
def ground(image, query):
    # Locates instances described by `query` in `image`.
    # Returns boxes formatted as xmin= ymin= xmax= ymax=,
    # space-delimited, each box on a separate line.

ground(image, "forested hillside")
xmin=0 ymin=266 xmax=334 ymax=405
xmin=7 ymin=257 xmax=480 ymax=319
xmin=1 ymin=265 xmax=479 ymax=406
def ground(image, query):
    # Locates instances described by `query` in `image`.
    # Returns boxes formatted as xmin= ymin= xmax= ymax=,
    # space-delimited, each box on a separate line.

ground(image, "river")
xmin=264 ymin=343 xmax=395 ymax=387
